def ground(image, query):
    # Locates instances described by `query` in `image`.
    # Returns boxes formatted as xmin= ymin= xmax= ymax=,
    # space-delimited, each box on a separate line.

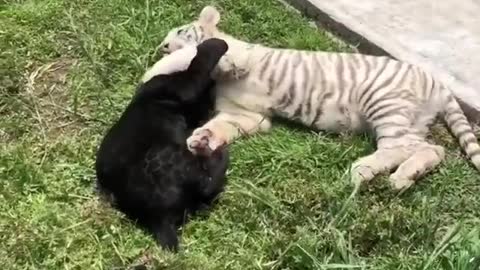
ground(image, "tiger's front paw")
xmin=187 ymin=128 xmax=226 ymax=156
xmin=232 ymin=67 xmax=248 ymax=80
xmin=349 ymin=162 xmax=377 ymax=186
xmin=214 ymin=55 xmax=248 ymax=80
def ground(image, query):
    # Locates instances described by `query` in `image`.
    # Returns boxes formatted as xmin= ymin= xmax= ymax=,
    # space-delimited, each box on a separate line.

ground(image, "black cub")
xmin=95 ymin=39 xmax=229 ymax=251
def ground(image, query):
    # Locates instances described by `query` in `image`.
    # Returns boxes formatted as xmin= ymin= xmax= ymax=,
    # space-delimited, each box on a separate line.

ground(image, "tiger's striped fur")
xmin=160 ymin=6 xmax=480 ymax=189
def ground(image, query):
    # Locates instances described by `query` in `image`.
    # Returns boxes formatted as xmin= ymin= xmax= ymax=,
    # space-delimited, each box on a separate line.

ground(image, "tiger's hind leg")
xmin=388 ymin=102 xmax=445 ymax=190
xmin=388 ymin=143 xmax=445 ymax=190
xmin=351 ymin=87 xmax=446 ymax=189
xmin=351 ymin=125 xmax=444 ymax=190
xmin=349 ymin=147 xmax=412 ymax=186
xmin=350 ymin=110 xmax=424 ymax=186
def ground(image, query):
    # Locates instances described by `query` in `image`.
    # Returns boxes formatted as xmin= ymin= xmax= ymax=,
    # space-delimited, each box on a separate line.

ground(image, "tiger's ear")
xmin=198 ymin=6 xmax=220 ymax=26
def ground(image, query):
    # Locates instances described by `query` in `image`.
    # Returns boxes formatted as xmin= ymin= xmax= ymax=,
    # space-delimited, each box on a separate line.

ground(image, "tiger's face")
xmin=160 ymin=6 xmax=221 ymax=53
xmin=160 ymin=23 xmax=205 ymax=53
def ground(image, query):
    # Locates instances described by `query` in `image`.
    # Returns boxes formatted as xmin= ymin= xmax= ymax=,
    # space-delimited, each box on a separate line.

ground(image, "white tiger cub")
xmin=160 ymin=6 xmax=480 ymax=189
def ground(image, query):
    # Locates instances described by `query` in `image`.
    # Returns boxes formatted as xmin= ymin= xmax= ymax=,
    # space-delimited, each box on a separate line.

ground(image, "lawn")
xmin=1 ymin=0 xmax=480 ymax=269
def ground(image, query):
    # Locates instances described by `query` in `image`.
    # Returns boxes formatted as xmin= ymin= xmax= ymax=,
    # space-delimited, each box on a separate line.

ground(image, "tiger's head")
xmin=160 ymin=6 xmax=222 ymax=53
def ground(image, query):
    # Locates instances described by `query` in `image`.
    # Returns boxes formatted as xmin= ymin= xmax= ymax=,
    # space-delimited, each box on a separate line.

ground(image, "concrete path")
xmin=285 ymin=0 xmax=480 ymax=123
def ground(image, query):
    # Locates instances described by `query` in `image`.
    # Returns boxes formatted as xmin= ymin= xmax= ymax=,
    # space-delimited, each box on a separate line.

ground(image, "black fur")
xmin=95 ymin=39 xmax=229 ymax=251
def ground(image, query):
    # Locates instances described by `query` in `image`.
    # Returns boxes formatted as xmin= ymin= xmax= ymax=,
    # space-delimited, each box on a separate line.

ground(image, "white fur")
xmin=160 ymin=6 xmax=480 ymax=189
xmin=141 ymin=45 xmax=197 ymax=83
xmin=199 ymin=6 xmax=220 ymax=25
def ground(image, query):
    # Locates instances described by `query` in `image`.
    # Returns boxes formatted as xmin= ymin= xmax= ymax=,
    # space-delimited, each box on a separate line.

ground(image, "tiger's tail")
xmin=441 ymin=86 xmax=480 ymax=171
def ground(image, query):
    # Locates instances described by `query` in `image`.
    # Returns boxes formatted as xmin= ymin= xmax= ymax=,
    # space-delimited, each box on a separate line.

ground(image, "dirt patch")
xmin=26 ymin=58 xmax=76 ymax=95
xmin=21 ymin=57 xmax=87 ymax=139
xmin=79 ymin=196 xmax=119 ymax=226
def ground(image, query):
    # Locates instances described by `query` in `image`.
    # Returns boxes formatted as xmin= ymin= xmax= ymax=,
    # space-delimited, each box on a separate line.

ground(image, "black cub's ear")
xmin=187 ymin=38 xmax=228 ymax=75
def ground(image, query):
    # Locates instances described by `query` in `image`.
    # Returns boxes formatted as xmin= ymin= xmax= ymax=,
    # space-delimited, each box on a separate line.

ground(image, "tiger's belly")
xmin=216 ymin=78 xmax=273 ymax=114
xmin=218 ymin=77 xmax=366 ymax=134
xmin=272 ymin=99 xmax=366 ymax=134
xmin=312 ymin=103 xmax=366 ymax=133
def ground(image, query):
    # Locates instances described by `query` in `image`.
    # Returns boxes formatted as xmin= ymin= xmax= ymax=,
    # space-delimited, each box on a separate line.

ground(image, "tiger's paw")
xmin=187 ymin=128 xmax=226 ymax=156
xmin=349 ymin=163 xmax=377 ymax=186
xmin=232 ymin=67 xmax=248 ymax=80
xmin=214 ymin=55 xmax=248 ymax=80
xmin=388 ymin=175 xmax=415 ymax=191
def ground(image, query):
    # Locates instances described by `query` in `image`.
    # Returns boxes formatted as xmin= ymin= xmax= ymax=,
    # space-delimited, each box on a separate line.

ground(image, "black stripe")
xmin=279 ymin=52 xmax=303 ymax=113
xmin=336 ymin=54 xmax=345 ymax=99
xmin=358 ymin=58 xmax=389 ymax=105
xmin=277 ymin=53 xmax=300 ymax=110
xmin=305 ymin=83 xmax=315 ymax=121
xmin=447 ymin=117 xmax=468 ymax=128
xmin=464 ymin=137 xmax=478 ymax=144
xmin=274 ymin=50 xmax=282 ymax=64
xmin=363 ymin=61 xmax=401 ymax=110
xmin=364 ymin=91 xmax=398 ymax=118
xmin=276 ymin=92 xmax=290 ymax=108
xmin=453 ymin=123 xmax=473 ymax=133
xmin=376 ymin=129 xmax=409 ymax=142
xmin=306 ymin=55 xmax=322 ymax=122
xmin=371 ymin=106 xmax=404 ymax=122
xmin=293 ymin=59 xmax=310 ymax=119
xmin=366 ymin=102 xmax=397 ymax=120
xmin=347 ymin=57 xmax=357 ymax=103
xmin=351 ymin=54 xmax=361 ymax=68
xmin=311 ymin=107 xmax=323 ymax=127
xmin=310 ymin=54 xmax=327 ymax=125
xmin=373 ymin=121 xmax=399 ymax=133
xmin=297 ymin=59 xmax=310 ymax=119
xmin=446 ymin=109 xmax=464 ymax=117
xmin=456 ymin=129 xmax=473 ymax=139
xmin=276 ymin=59 xmax=297 ymax=111
xmin=267 ymin=52 xmax=283 ymax=94
xmin=356 ymin=55 xmax=371 ymax=89
xmin=278 ymin=79 xmax=296 ymax=110
xmin=420 ymin=70 xmax=428 ymax=99
xmin=390 ymin=64 xmax=412 ymax=90
xmin=468 ymin=149 xmax=480 ymax=157
xmin=311 ymin=92 xmax=333 ymax=126
xmin=410 ymin=68 xmax=420 ymax=91
xmin=314 ymin=55 xmax=327 ymax=93
xmin=302 ymin=58 xmax=310 ymax=93
xmin=278 ymin=52 xmax=295 ymax=111
xmin=258 ymin=51 xmax=274 ymax=80
xmin=190 ymin=26 xmax=197 ymax=41
xmin=292 ymin=105 xmax=302 ymax=119
xmin=427 ymin=77 xmax=436 ymax=99
xmin=273 ymin=53 xmax=289 ymax=93
xmin=292 ymin=51 xmax=301 ymax=68
xmin=446 ymin=113 xmax=465 ymax=125
xmin=451 ymin=124 xmax=472 ymax=133
xmin=198 ymin=26 xmax=205 ymax=41
xmin=276 ymin=91 xmax=293 ymax=112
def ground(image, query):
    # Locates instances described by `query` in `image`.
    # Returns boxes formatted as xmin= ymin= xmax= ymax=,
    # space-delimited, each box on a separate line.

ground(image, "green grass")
xmin=1 ymin=0 xmax=480 ymax=269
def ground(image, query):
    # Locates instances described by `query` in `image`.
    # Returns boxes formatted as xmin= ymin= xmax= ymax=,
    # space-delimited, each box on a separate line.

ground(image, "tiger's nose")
xmin=161 ymin=43 xmax=169 ymax=53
